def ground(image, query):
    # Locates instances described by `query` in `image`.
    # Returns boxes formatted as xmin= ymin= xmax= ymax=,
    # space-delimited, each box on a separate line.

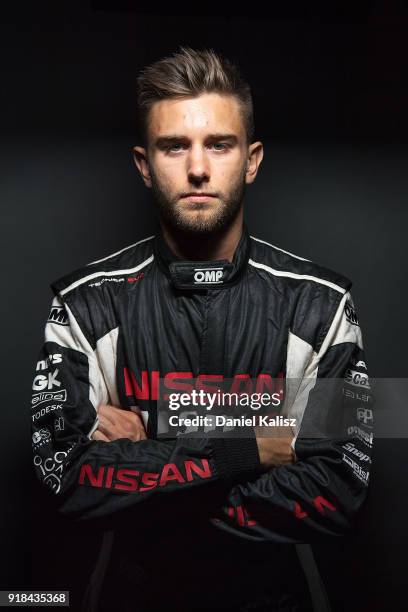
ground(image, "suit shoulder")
xmin=249 ymin=233 xmax=352 ymax=294
xmin=50 ymin=234 xmax=155 ymax=298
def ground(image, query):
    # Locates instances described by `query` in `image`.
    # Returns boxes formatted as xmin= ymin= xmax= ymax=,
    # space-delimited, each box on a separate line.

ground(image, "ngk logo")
xmin=193 ymin=268 xmax=223 ymax=284
xmin=32 ymin=369 xmax=61 ymax=391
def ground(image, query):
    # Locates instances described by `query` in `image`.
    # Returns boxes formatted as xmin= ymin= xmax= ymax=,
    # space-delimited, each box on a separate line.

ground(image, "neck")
xmin=160 ymin=209 xmax=244 ymax=263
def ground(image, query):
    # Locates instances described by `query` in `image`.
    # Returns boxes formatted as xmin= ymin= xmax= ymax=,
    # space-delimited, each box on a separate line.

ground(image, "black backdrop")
xmin=1 ymin=2 xmax=407 ymax=610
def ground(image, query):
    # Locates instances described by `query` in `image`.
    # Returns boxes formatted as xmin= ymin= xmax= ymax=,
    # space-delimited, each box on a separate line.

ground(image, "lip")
xmin=181 ymin=194 xmax=216 ymax=201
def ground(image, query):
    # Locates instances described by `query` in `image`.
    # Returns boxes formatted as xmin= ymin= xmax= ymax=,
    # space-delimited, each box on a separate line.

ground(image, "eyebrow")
xmin=155 ymin=133 xmax=238 ymax=147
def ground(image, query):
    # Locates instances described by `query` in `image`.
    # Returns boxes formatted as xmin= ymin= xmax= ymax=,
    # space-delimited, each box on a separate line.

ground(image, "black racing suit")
xmin=30 ymin=222 xmax=373 ymax=612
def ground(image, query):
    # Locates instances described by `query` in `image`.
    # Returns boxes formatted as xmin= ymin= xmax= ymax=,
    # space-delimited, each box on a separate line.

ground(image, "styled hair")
xmin=135 ymin=46 xmax=255 ymax=147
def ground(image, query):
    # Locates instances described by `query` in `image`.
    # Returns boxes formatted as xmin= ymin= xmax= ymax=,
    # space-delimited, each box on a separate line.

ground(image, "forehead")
xmin=147 ymin=92 xmax=244 ymax=138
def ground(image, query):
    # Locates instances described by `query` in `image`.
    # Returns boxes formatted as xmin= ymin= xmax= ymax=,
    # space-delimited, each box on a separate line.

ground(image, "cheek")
xmin=157 ymin=156 xmax=185 ymax=177
xmin=153 ymin=158 xmax=179 ymax=180
xmin=155 ymin=165 xmax=182 ymax=193
xmin=215 ymin=158 xmax=245 ymax=181
xmin=217 ymin=150 xmax=244 ymax=171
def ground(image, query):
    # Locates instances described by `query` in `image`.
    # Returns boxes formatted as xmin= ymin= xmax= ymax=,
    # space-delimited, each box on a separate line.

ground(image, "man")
xmin=31 ymin=47 xmax=373 ymax=612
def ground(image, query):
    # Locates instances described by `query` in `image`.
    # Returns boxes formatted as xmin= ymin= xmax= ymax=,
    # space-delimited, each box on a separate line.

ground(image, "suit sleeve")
xmin=31 ymin=293 xmax=262 ymax=522
xmin=210 ymin=290 xmax=374 ymax=543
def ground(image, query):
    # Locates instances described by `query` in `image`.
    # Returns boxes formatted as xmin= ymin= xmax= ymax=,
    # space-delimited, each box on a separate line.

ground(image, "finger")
xmin=98 ymin=406 xmax=148 ymax=441
xmin=132 ymin=413 xmax=146 ymax=428
xmin=135 ymin=428 xmax=147 ymax=441
xmin=98 ymin=405 xmax=119 ymax=426
xmin=129 ymin=431 xmax=147 ymax=442
xmin=96 ymin=418 xmax=116 ymax=440
xmin=98 ymin=413 xmax=144 ymax=441
xmin=100 ymin=404 xmax=145 ymax=429
xmin=116 ymin=410 xmax=146 ymax=432
xmin=123 ymin=419 xmax=147 ymax=441
xmin=91 ymin=429 xmax=111 ymax=442
xmin=132 ymin=416 xmax=148 ymax=439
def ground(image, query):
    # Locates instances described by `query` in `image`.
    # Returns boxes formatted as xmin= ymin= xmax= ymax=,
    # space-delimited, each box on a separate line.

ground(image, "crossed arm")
xmin=32 ymin=290 xmax=372 ymax=538
xmin=91 ymin=404 xmax=296 ymax=470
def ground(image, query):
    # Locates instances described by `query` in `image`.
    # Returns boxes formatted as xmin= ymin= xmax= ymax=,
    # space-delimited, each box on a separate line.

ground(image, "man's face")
xmin=135 ymin=93 xmax=256 ymax=235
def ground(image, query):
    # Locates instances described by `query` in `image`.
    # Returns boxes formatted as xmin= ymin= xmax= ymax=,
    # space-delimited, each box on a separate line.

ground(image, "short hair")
xmin=135 ymin=46 xmax=255 ymax=148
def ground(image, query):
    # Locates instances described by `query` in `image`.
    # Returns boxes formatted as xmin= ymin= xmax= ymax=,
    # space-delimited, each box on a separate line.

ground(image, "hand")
xmin=91 ymin=404 xmax=147 ymax=442
xmin=254 ymin=425 xmax=295 ymax=470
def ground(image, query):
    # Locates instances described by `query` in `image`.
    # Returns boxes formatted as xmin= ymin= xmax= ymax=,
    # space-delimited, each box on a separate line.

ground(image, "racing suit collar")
xmin=153 ymin=222 xmax=251 ymax=291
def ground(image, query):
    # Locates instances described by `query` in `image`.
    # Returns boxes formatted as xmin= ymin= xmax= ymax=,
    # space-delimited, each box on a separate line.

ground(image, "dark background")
xmin=1 ymin=1 xmax=407 ymax=610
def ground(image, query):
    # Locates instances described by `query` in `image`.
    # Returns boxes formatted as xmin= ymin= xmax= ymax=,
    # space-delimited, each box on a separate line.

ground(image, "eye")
xmin=211 ymin=143 xmax=228 ymax=151
xmin=166 ymin=143 xmax=185 ymax=152
xmin=164 ymin=142 xmax=230 ymax=153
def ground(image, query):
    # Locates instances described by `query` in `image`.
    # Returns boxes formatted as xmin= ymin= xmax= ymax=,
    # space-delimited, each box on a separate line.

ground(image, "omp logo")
xmin=193 ymin=268 xmax=224 ymax=284
xmin=31 ymin=389 xmax=67 ymax=408
xmin=47 ymin=306 xmax=69 ymax=326
xmin=345 ymin=300 xmax=359 ymax=326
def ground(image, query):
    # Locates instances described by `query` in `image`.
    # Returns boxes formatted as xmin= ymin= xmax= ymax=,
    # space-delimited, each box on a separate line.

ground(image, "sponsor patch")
xmin=193 ymin=267 xmax=224 ymax=284
xmin=31 ymin=389 xmax=67 ymax=408
xmin=47 ymin=306 xmax=69 ymax=326
xmin=88 ymin=277 xmax=125 ymax=288
xmin=345 ymin=300 xmax=359 ymax=326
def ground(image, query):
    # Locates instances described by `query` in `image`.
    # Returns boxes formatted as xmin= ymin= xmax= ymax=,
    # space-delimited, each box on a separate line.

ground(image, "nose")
xmin=187 ymin=143 xmax=210 ymax=184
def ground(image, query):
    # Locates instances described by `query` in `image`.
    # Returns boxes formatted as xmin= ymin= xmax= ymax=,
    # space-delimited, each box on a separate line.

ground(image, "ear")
xmin=245 ymin=141 xmax=264 ymax=185
xmin=133 ymin=146 xmax=152 ymax=188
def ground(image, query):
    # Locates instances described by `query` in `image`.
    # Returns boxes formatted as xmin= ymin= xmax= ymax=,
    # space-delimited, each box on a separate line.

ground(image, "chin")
xmin=177 ymin=223 xmax=219 ymax=235
xmin=175 ymin=213 xmax=222 ymax=234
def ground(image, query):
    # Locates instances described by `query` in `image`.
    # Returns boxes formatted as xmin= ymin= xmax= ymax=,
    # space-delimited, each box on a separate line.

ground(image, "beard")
xmin=149 ymin=164 xmax=247 ymax=236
